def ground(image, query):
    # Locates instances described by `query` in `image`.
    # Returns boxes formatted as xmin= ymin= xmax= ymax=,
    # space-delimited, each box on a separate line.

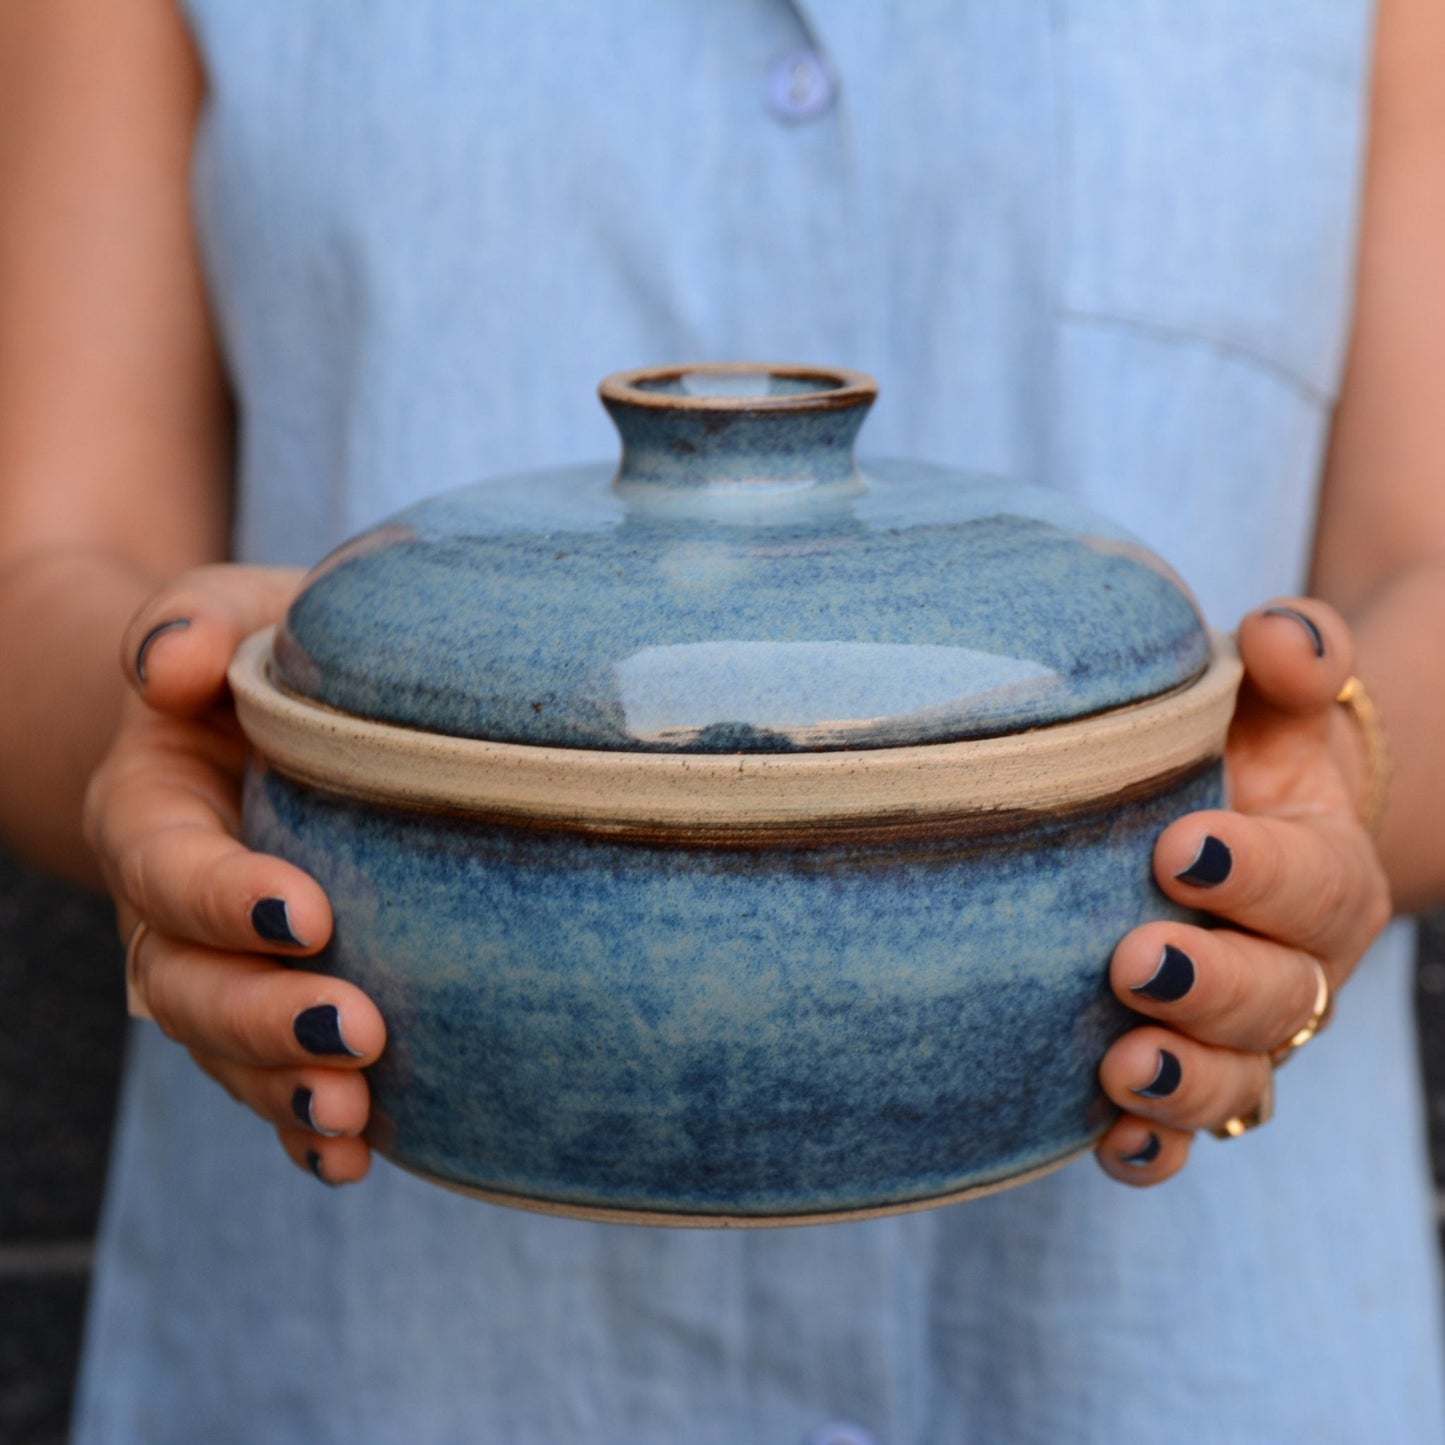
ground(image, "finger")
xmin=1094 ymin=1115 xmax=1193 ymax=1187
xmin=1236 ymin=598 xmax=1354 ymax=718
xmin=122 ymin=563 xmax=304 ymax=714
xmin=111 ymin=810 xmax=331 ymax=956
xmin=1153 ymin=808 xmax=1388 ymax=966
xmin=1226 ymin=600 xmax=1363 ymax=821
xmin=189 ymin=1048 xmax=372 ymax=1138
xmin=277 ymin=1126 xmax=372 ymax=1188
xmin=1099 ymin=1025 xmax=1273 ymax=1136
xmin=89 ymin=734 xmax=332 ymax=954
xmin=1112 ymin=921 xmax=1331 ymax=1054
xmin=130 ymin=932 xmax=385 ymax=1069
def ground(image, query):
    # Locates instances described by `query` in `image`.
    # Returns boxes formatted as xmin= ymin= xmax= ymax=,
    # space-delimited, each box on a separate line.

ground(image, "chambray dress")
xmin=73 ymin=4 xmax=1445 ymax=1442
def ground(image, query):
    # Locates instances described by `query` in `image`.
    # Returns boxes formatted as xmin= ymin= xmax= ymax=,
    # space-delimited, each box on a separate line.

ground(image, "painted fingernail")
xmin=1132 ymin=1049 xmax=1182 ymax=1100
xmin=294 ymin=1004 xmax=363 ymax=1058
xmin=1131 ymin=943 xmax=1196 ymax=1003
xmin=135 ymin=617 xmax=192 ymax=684
xmin=1262 ymin=605 xmax=1325 ymax=658
xmin=253 ymin=896 xmax=306 ymax=947
xmin=1175 ymin=835 xmax=1232 ymax=888
xmin=306 ymin=1148 xmax=340 ymax=1187
xmin=293 ymin=1086 xmax=344 ymax=1138
xmin=1120 ymin=1133 xmax=1162 ymax=1167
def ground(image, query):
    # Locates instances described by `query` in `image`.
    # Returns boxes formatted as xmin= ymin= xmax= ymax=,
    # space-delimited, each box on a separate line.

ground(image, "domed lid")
xmin=271 ymin=364 xmax=1211 ymax=753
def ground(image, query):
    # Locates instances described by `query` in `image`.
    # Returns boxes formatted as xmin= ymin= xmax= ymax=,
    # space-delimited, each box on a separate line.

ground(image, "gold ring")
xmin=1211 ymin=1070 xmax=1275 ymax=1140
xmin=124 ymin=919 xmax=155 ymax=1021
xmin=1336 ymin=675 xmax=1390 ymax=837
xmin=1268 ymin=958 xmax=1333 ymax=1069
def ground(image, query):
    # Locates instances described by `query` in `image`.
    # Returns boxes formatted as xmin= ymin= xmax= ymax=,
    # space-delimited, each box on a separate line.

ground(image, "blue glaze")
xmin=245 ymin=762 xmax=1222 ymax=1217
xmin=274 ymin=374 xmax=1210 ymax=752
xmin=604 ymin=374 xmax=869 ymax=490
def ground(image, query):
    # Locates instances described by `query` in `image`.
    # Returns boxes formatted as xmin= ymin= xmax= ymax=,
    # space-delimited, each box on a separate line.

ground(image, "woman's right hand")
xmin=82 ymin=564 xmax=387 ymax=1186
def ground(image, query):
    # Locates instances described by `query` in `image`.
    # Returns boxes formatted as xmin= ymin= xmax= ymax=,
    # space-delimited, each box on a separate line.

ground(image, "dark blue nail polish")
xmin=1120 ymin=1133 xmax=1162 ymax=1167
xmin=1175 ymin=835 xmax=1232 ymax=888
xmin=293 ymin=1086 xmax=316 ymax=1130
xmin=1132 ymin=1049 xmax=1182 ymax=1100
xmin=294 ymin=1004 xmax=362 ymax=1058
xmin=253 ymin=896 xmax=306 ymax=947
xmin=1131 ymin=944 xmax=1196 ymax=1003
xmin=135 ymin=617 xmax=191 ymax=684
xmin=293 ymin=1085 xmax=342 ymax=1137
xmin=1262 ymin=605 xmax=1325 ymax=658
xmin=306 ymin=1148 xmax=339 ymax=1187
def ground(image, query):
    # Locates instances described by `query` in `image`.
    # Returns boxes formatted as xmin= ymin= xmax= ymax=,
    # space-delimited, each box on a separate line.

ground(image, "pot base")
xmin=383 ymin=1131 xmax=1102 ymax=1229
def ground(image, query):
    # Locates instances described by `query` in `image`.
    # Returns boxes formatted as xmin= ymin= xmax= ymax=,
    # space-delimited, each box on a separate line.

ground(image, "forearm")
xmin=1306 ymin=0 xmax=1445 ymax=915
xmin=0 ymin=546 xmax=160 ymax=885
xmin=1330 ymin=562 xmax=1445 ymax=914
xmin=0 ymin=1 xmax=231 ymax=883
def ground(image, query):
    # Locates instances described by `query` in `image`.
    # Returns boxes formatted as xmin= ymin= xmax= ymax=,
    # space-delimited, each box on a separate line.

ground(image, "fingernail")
xmin=1262 ymin=605 xmax=1325 ymax=658
xmin=1175 ymin=835 xmax=1232 ymax=888
xmin=1132 ymin=1049 xmax=1182 ymax=1100
xmin=1131 ymin=943 xmax=1196 ymax=1003
xmin=253 ymin=896 xmax=306 ymax=947
xmin=135 ymin=618 xmax=192 ymax=684
xmin=294 ymin=1004 xmax=363 ymax=1058
xmin=291 ymin=1085 xmax=343 ymax=1137
xmin=306 ymin=1148 xmax=341 ymax=1187
xmin=1120 ymin=1133 xmax=1162 ymax=1167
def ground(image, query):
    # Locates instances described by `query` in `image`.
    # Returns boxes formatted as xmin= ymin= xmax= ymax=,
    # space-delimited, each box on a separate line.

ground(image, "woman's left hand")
xmin=1094 ymin=597 xmax=1391 ymax=1185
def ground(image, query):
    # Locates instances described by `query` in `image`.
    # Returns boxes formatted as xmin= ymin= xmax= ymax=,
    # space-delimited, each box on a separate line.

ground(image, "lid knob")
xmin=599 ymin=363 xmax=877 ymax=495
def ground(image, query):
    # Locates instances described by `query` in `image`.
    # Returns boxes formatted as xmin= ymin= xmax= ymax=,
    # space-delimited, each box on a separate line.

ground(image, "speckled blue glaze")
xmin=274 ymin=373 xmax=1210 ymax=752
xmin=245 ymin=761 xmax=1222 ymax=1217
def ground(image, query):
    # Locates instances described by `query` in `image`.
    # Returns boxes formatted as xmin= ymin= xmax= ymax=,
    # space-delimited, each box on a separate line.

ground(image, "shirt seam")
xmin=1057 ymin=305 xmax=1334 ymax=406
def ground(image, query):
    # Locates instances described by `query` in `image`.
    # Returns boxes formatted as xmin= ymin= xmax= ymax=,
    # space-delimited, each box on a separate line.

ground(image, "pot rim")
xmin=598 ymin=361 xmax=878 ymax=413
xmin=230 ymin=627 xmax=1241 ymax=845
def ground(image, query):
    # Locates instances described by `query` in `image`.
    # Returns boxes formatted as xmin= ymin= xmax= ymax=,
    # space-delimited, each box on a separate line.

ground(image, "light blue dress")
xmin=74 ymin=4 xmax=1445 ymax=1442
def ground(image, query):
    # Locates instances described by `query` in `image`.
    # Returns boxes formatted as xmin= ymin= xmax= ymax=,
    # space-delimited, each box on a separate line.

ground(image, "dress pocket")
xmin=1054 ymin=0 xmax=1373 ymax=402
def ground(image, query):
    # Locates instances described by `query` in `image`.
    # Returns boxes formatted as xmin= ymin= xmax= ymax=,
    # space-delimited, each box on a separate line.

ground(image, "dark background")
xmin=3 ymin=849 xmax=1445 ymax=1445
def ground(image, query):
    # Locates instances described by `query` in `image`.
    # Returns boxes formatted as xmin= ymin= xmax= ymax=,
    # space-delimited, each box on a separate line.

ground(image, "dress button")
xmin=766 ymin=47 xmax=837 ymax=123
xmin=801 ymin=1424 xmax=881 ymax=1445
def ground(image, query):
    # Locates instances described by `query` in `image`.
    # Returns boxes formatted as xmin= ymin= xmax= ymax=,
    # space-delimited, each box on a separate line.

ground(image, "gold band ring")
xmin=124 ymin=919 xmax=155 ymax=1021
xmin=1336 ymin=675 xmax=1390 ymax=837
xmin=1213 ymin=960 xmax=1333 ymax=1139
xmin=1211 ymin=1070 xmax=1275 ymax=1141
xmin=1268 ymin=958 xmax=1334 ymax=1069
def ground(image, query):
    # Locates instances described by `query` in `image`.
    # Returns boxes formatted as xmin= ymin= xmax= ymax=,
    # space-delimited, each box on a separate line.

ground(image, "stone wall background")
xmin=3 ymin=850 xmax=1444 ymax=1444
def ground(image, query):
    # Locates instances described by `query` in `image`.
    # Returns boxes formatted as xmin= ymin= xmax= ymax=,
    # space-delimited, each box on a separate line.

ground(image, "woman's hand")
xmin=1094 ymin=597 xmax=1391 ymax=1185
xmin=83 ymin=564 xmax=386 ymax=1187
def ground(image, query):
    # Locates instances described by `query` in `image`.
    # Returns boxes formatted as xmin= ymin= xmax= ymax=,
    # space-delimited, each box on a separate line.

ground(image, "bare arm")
xmin=1310 ymin=0 xmax=1445 ymax=914
xmin=0 ymin=0 xmax=231 ymax=883
xmin=0 ymin=1 xmax=380 ymax=1185
xmin=1095 ymin=0 xmax=1445 ymax=1181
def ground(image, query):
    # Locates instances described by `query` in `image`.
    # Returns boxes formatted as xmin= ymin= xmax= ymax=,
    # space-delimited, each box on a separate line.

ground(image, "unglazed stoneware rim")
xmin=230 ymin=628 xmax=1241 ymax=841
xmin=599 ymin=361 xmax=878 ymax=412
xmin=385 ymin=1132 xmax=1101 ymax=1228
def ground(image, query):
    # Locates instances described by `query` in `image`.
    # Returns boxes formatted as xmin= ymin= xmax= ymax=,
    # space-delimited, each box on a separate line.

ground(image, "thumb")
xmin=1225 ymin=598 xmax=1362 ymax=820
xmin=1234 ymin=599 xmax=1355 ymax=721
xmin=122 ymin=564 xmax=305 ymax=716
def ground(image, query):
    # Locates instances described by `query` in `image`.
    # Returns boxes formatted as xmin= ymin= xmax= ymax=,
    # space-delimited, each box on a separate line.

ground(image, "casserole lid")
xmin=271 ymin=365 xmax=1211 ymax=753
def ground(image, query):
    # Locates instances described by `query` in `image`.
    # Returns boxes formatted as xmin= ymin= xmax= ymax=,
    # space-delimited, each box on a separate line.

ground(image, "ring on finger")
xmin=1210 ymin=1069 xmax=1275 ymax=1141
xmin=124 ymin=919 xmax=156 ymax=1022
xmin=1268 ymin=958 xmax=1334 ymax=1069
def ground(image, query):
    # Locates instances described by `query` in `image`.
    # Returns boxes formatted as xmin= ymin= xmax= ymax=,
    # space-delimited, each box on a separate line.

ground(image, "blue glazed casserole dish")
xmin=230 ymin=364 xmax=1240 ymax=1225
